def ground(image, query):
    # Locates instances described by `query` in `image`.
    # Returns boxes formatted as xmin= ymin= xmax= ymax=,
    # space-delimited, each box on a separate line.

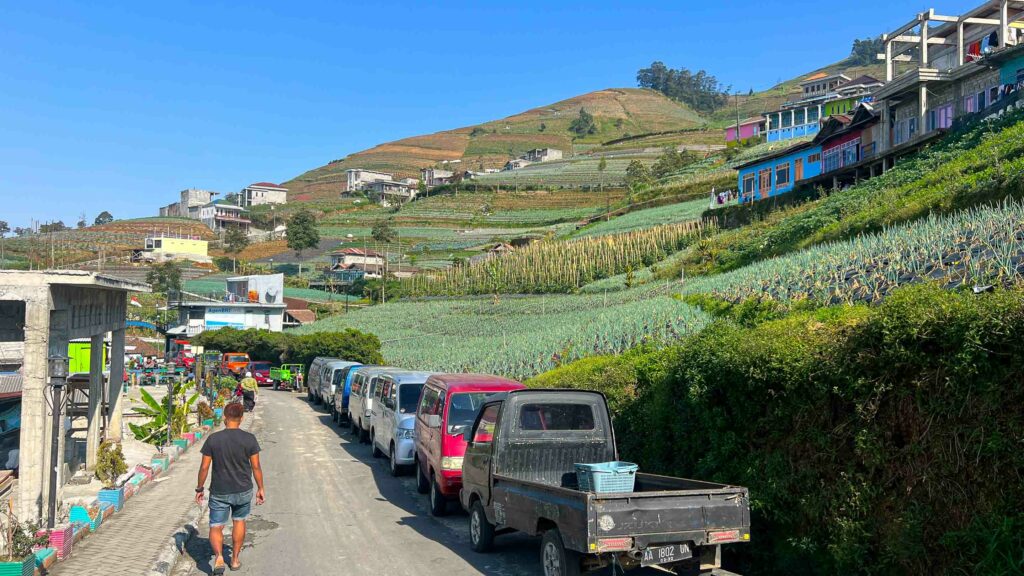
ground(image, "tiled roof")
xmin=287 ymin=309 xmax=317 ymax=324
xmin=248 ymin=182 xmax=285 ymax=189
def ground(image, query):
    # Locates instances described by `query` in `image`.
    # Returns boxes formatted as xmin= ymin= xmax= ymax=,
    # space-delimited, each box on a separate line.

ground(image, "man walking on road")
xmin=239 ymin=371 xmax=259 ymax=412
xmin=196 ymin=403 xmax=265 ymax=574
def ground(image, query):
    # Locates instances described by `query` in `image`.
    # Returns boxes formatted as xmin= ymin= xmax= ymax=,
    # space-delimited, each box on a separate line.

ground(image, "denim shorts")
xmin=209 ymin=490 xmax=253 ymax=527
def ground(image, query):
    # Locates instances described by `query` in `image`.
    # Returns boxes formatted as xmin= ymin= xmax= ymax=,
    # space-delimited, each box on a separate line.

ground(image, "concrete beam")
xmin=892 ymin=35 xmax=955 ymax=44
xmin=106 ymin=328 xmax=125 ymax=442
xmin=86 ymin=334 xmax=103 ymax=470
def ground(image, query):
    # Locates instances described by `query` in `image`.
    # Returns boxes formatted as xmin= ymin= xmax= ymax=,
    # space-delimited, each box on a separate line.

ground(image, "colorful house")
xmin=815 ymin=105 xmax=881 ymax=175
xmin=725 ymin=117 xmax=766 ymax=144
xmin=991 ymin=44 xmax=1024 ymax=88
xmin=736 ymin=141 xmax=822 ymax=203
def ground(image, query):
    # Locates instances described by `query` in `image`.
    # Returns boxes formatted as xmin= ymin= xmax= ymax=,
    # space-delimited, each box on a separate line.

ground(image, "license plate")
xmin=640 ymin=543 xmax=692 ymax=567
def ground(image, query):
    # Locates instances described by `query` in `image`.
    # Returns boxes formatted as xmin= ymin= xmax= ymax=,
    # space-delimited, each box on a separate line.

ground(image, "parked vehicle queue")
xmin=288 ymin=358 xmax=751 ymax=576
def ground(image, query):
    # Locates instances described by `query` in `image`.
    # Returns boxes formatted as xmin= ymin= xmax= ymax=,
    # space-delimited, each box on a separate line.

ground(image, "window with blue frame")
xmin=823 ymin=148 xmax=841 ymax=173
xmin=795 ymin=109 xmax=805 ymax=125
xmin=808 ymin=107 xmax=820 ymax=122
xmin=742 ymin=173 xmax=755 ymax=195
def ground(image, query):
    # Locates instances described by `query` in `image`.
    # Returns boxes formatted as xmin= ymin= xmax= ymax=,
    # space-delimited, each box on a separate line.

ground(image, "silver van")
xmin=306 ymin=357 xmax=339 ymax=404
xmin=347 ymin=366 xmax=394 ymax=443
xmin=321 ymin=360 xmax=360 ymax=415
xmin=370 ymin=370 xmax=433 ymax=476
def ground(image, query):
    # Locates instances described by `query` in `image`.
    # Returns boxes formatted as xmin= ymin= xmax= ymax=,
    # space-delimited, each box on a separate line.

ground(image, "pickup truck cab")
xmin=460 ymin=390 xmax=750 ymax=576
xmin=269 ymin=363 xmax=303 ymax=390
xmin=347 ymin=366 xmax=395 ymax=443
xmin=369 ymin=370 xmax=433 ymax=476
xmin=221 ymin=352 xmax=250 ymax=377
xmin=414 ymin=374 xmax=525 ymax=517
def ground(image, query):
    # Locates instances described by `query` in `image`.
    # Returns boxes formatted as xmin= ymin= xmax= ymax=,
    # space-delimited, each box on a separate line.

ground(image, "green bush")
xmin=95 ymin=440 xmax=128 ymax=489
xmin=542 ymin=285 xmax=1024 ymax=575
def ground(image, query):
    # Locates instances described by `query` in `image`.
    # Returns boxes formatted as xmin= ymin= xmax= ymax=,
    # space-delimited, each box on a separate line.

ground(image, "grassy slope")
xmin=284 ymin=88 xmax=704 ymax=201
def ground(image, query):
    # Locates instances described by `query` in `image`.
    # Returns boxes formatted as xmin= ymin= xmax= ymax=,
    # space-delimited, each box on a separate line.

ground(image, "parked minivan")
xmin=347 ymin=366 xmax=395 ymax=442
xmin=414 ymin=373 xmax=524 ymax=516
xmin=306 ymin=357 xmax=339 ymax=404
xmin=370 ymin=370 xmax=434 ymax=476
xmin=332 ymin=364 xmax=378 ymax=426
xmin=320 ymin=360 xmax=360 ymax=413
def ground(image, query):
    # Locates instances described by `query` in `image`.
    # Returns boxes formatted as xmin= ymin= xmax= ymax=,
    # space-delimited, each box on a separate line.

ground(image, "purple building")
xmin=724 ymin=117 xmax=766 ymax=143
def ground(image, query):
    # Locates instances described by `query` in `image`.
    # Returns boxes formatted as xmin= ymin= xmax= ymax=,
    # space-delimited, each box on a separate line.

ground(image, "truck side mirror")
xmin=463 ymin=430 xmax=474 ymax=444
xmin=426 ymin=414 xmax=441 ymax=429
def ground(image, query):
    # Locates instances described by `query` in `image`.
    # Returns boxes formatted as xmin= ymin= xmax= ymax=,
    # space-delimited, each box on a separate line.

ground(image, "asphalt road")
xmin=175 ymin=390 xmax=677 ymax=575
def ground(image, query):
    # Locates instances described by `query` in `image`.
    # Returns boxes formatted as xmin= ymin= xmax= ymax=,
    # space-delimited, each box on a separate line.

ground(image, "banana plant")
xmin=129 ymin=381 xmax=200 ymax=446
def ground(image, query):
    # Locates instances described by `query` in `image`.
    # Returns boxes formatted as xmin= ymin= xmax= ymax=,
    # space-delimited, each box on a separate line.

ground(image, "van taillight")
xmin=597 ymin=537 xmax=633 ymax=552
xmin=707 ymin=530 xmax=740 ymax=544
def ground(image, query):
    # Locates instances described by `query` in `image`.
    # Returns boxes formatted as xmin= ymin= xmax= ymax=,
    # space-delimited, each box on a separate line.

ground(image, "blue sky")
xmin=0 ymin=0 xmax=968 ymax=228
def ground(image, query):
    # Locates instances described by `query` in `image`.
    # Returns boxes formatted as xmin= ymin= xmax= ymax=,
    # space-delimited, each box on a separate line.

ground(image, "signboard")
xmin=205 ymin=308 xmax=246 ymax=329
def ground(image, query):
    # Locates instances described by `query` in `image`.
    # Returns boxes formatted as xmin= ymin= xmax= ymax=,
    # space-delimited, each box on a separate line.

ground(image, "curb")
xmin=147 ymin=501 xmax=206 ymax=576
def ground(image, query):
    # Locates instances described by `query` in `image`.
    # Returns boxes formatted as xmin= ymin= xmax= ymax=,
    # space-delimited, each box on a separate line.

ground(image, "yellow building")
xmin=133 ymin=234 xmax=210 ymax=263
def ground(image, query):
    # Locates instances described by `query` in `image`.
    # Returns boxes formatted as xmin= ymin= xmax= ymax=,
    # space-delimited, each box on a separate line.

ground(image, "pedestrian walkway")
xmin=50 ymin=412 xmax=253 ymax=576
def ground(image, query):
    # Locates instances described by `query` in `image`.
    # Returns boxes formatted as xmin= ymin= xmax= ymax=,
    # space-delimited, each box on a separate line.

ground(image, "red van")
xmin=414 ymin=374 xmax=524 ymax=516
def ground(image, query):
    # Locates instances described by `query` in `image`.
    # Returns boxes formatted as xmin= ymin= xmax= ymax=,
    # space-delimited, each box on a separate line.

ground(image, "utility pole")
xmin=46 ymin=355 xmax=69 ymax=529
xmin=735 ymin=92 xmax=742 ymax=147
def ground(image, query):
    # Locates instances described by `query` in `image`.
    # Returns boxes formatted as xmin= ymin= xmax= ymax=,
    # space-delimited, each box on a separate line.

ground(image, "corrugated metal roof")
xmin=0 ymin=373 xmax=23 ymax=398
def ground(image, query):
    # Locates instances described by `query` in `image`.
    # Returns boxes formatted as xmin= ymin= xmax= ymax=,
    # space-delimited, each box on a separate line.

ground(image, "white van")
xmin=347 ymin=366 xmax=394 ymax=443
xmin=370 ymin=370 xmax=433 ymax=476
xmin=306 ymin=357 xmax=339 ymax=405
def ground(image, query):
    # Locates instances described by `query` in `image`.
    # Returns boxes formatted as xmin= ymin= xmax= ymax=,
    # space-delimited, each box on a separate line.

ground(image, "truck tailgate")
xmin=588 ymin=474 xmax=750 ymax=548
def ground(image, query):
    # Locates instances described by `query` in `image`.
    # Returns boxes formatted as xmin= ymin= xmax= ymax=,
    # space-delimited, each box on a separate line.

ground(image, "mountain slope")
xmin=284 ymin=88 xmax=704 ymax=201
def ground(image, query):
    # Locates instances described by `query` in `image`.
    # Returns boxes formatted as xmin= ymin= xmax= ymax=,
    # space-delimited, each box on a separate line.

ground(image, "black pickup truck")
xmin=459 ymin=389 xmax=750 ymax=576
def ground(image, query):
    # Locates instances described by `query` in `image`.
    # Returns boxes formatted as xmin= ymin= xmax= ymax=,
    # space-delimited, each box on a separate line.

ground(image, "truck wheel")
xmin=429 ymin=474 xmax=448 ymax=517
xmin=541 ymin=528 xmax=581 ymax=576
xmin=469 ymin=501 xmax=495 ymax=553
xmin=415 ymin=461 xmax=430 ymax=494
xmin=371 ymin=432 xmax=382 ymax=458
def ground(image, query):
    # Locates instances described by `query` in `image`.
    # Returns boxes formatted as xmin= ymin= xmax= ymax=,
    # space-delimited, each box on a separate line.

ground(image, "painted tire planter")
xmin=36 ymin=526 xmax=73 ymax=560
xmin=202 ymin=418 xmax=215 ymax=428
xmin=182 ymin=432 xmax=196 ymax=445
xmin=152 ymin=455 xmax=170 ymax=471
xmin=0 ymin=554 xmax=34 ymax=576
xmin=134 ymin=464 xmax=154 ymax=481
xmin=97 ymin=486 xmax=126 ymax=512
xmin=173 ymin=438 xmax=189 ymax=452
xmin=33 ymin=548 xmax=56 ymax=570
xmin=70 ymin=504 xmax=101 ymax=532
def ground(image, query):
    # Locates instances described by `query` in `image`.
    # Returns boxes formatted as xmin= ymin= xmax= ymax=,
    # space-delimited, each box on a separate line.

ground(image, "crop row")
xmin=682 ymin=199 xmax=1024 ymax=305
xmin=576 ymin=198 xmax=710 ymax=238
xmin=406 ymin=220 xmax=710 ymax=295
xmin=292 ymin=282 xmax=709 ymax=380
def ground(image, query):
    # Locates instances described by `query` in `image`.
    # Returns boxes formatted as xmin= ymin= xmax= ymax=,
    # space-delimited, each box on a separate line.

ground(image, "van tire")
xmin=429 ymin=474 xmax=448 ymax=517
xmin=415 ymin=461 xmax=430 ymax=494
xmin=359 ymin=424 xmax=370 ymax=444
xmin=469 ymin=501 xmax=495 ymax=553
xmin=389 ymin=445 xmax=402 ymax=477
xmin=540 ymin=528 xmax=581 ymax=576
xmin=371 ymin=432 xmax=382 ymax=458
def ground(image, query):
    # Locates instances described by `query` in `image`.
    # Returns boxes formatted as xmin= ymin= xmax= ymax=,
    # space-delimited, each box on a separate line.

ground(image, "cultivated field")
xmin=292 ymin=282 xmax=708 ymax=379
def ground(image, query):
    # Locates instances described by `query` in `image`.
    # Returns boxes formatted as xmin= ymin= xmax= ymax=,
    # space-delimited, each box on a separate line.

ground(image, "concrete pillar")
xmin=885 ymin=37 xmax=894 ymax=81
xmin=86 ymin=334 xmax=103 ymax=470
xmin=106 ymin=328 xmax=126 ymax=441
xmin=1000 ymin=0 xmax=1009 ymax=48
xmin=920 ymin=84 xmax=929 ymax=137
xmin=958 ymin=21 xmax=965 ymax=66
xmin=18 ymin=293 xmax=50 ymax=521
xmin=921 ymin=19 xmax=930 ymax=67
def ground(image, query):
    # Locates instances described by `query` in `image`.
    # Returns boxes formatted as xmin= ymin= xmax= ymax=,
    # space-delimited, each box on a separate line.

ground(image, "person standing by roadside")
xmin=195 ymin=403 xmax=265 ymax=574
xmin=239 ymin=371 xmax=258 ymax=412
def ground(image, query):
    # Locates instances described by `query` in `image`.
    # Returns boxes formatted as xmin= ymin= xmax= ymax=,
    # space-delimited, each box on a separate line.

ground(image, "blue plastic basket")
xmin=574 ymin=462 xmax=638 ymax=494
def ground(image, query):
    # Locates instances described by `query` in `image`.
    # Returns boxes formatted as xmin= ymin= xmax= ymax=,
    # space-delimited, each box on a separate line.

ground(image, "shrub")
xmin=96 ymin=440 xmax=128 ymax=489
xmin=542 ymin=284 xmax=1024 ymax=575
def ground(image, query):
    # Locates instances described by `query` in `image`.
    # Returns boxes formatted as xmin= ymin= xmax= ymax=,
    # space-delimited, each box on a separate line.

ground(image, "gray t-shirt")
xmin=201 ymin=428 xmax=261 ymax=496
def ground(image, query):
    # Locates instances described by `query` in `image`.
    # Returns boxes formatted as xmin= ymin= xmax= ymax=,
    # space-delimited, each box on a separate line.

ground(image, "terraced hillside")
xmin=284 ymin=88 xmax=704 ymax=201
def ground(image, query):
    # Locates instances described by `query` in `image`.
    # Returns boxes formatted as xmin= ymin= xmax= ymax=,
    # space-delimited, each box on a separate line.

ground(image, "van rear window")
xmin=519 ymin=403 xmax=595 ymax=431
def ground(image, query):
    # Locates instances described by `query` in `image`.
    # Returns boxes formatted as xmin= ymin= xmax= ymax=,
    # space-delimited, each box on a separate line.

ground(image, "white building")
xmin=420 ymin=168 xmax=454 ymax=188
xmin=523 ymin=148 xmax=563 ymax=162
xmin=158 ymin=188 xmax=218 ymax=218
xmin=239 ymin=182 xmax=287 ymax=207
xmin=504 ymin=159 xmax=532 ymax=171
xmin=199 ymin=201 xmax=251 ymax=233
xmin=346 ymin=169 xmax=394 ymax=193
xmin=367 ymin=180 xmax=418 ymax=204
xmin=171 ymin=274 xmax=286 ymax=337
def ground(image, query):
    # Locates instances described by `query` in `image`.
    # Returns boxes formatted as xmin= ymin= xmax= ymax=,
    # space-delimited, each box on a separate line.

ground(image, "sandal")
xmin=229 ymin=560 xmax=242 ymax=571
xmin=213 ymin=557 xmax=227 ymax=575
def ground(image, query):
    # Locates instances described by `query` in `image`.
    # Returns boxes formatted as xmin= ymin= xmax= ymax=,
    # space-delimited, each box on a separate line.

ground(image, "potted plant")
xmin=197 ymin=401 xmax=214 ymax=429
xmin=96 ymin=440 xmax=128 ymax=512
xmin=0 ymin=503 xmax=45 ymax=576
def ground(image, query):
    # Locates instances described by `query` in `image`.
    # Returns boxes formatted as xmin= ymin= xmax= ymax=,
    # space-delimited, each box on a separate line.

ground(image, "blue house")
xmin=736 ymin=141 xmax=822 ymax=204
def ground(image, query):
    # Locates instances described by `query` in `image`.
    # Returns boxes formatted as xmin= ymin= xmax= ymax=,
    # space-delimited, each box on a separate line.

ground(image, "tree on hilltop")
xmin=850 ymin=36 xmax=884 ymax=66
xmin=569 ymin=108 xmax=597 ymax=137
xmin=287 ymin=210 xmax=320 ymax=276
xmin=371 ymin=219 xmax=396 ymax=244
xmin=636 ymin=61 xmax=729 ymax=113
xmin=94 ymin=211 xmax=114 ymax=226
